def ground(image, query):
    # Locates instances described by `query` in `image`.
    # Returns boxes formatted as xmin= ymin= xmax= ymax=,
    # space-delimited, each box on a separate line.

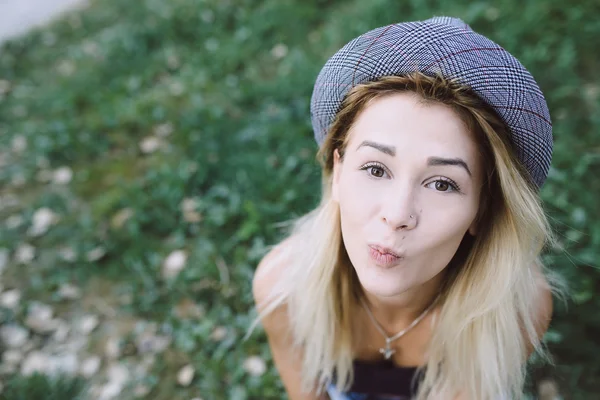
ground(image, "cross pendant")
xmin=379 ymin=339 xmax=395 ymax=360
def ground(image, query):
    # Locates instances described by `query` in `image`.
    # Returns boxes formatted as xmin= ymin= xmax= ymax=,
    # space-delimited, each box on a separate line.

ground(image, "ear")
xmin=332 ymin=149 xmax=342 ymax=203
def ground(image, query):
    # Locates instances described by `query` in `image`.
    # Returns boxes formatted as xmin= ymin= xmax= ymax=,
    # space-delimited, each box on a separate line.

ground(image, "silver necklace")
xmin=360 ymin=294 xmax=440 ymax=360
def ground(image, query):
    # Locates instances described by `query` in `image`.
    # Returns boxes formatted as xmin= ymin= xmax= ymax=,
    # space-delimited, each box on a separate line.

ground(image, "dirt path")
xmin=0 ymin=0 xmax=88 ymax=44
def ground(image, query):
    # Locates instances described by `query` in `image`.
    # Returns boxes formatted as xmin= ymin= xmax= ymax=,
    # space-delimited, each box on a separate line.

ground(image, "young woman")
xmin=249 ymin=16 xmax=561 ymax=400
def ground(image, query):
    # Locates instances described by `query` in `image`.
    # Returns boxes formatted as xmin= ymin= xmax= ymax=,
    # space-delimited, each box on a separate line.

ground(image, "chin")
xmin=355 ymin=265 xmax=411 ymax=298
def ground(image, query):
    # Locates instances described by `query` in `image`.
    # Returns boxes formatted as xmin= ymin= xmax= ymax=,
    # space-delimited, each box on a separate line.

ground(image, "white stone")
xmin=77 ymin=314 xmax=99 ymax=335
xmin=177 ymin=364 xmax=195 ymax=386
xmin=11 ymin=136 xmax=27 ymax=153
xmin=243 ymin=355 xmax=266 ymax=377
xmin=2 ymin=349 xmax=23 ymax=366
xmin=20 ymin=351 xmax=50 ymax=376
xmin=96 ymin=365 xmax=130 ymax=400
xmin=97 ymin=381 xmax=122 ymax=400
xmin=105 ymin=337 xmax=121 ymax=359
xmin=153 ymin=122 xmax=173 ymax=137
xmin=181 ymin=198 xmax=198 ymax=212
xmin=52 ymin=320 xmax=70 ymax=342
xmin=58 ymin=246 xmax=77 ymax=262
xmin=538 ymin=378 xmax=559 ymax=400
xmin=79 ymin=355 xmax=101 ymax=378
xmin=86 ymin=247 xmax=106 ymax=262
xmin=183 ymin=210 xmax=202 ymax=223
xmin=63 ymin=335 xmax=88 ymax=353
xmin=210 ymin=326 xmax=227 ymax=341
xmin=162 ymin=249 xmax=188 ymax=279
xmin=166 ymin=53 xmax=180 ymax=69
xmin=135 ymin=332 xmax=171 ymax=354
xmin=0 ymin=79 xmax=10 ymax=94
xmin=50 ymin=353 xmax=79 ymax=375
xmin=28 ymin=301 xmax=53 ymax=319
xmin=0 ymin=193 xmax=19 ymax=209
xmin=5 ymin=214 xmax=24 ymax=229
xmin=0 ymin=289 xmax=21 ymax=310
xmin=53 ymin=166 xmax=73 ymax=184
xmin=28 ymin=207 xmax=59 ymax=236
xmin=137 ymin=354 xmax=156 ymax=374
xmin=110 ymin=208 xmax=134 ymax=229
xmin=181 ymin=198 xmax=202 ymax=223
xmin=57 ymin=282 xmax=81 ymax=300
xmin=27 ymin=318 xmax=59 ymax=335
xmin=82 ymin=40 xmax=99 ymax=56
xmin=56 ymin=60 xmax=76 ymax=76
xmin=107 ymin=363 xmax=129 ymax=384
xmin=139 ymin=136 xmax=162 ymax=154
xmin=169 ymin=81 xmax=184 ymax=96
xmin=25 ymin=302 xmax=57 ymax=334
xmin=271 ymin=43 xmax=288 ymax=59
xmin=14 ymin=243 xmax=35 ymax=264
xmin=133 ymin=384 xmax=150 ymax=398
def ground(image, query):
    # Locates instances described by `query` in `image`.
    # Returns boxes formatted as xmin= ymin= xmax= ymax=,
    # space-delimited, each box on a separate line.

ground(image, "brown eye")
xmin=435 ymin=181 xmax=450 ymax=191
xmin=370 ymin=166 xmax=385 ymax=178
xmin=426 ymin=178 xmax=461 ymax=193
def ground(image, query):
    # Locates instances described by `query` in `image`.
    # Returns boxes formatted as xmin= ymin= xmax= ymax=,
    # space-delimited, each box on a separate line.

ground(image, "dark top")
xmin=328 ymin=359 xmax=423 ymax=400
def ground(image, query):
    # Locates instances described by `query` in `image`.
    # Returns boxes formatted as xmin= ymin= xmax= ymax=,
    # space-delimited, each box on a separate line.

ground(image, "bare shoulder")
xmin=533 ymin=262 xmax=554 ymax=339
xmin=524 ymin=261 xmax=554 ymax=358
xmin=251 ymin=236 xmax=326 ymax=400
xmin=252 ymin=234 xmax=298 ymax=313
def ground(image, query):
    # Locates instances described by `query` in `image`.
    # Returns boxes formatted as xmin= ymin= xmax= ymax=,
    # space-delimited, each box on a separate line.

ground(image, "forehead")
xmin=346 ymin=92 xmax=480 ymax=161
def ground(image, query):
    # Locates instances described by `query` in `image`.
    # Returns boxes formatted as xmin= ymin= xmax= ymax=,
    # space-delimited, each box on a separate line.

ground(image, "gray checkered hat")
xmin=310 ymin=16 xmax=553 ymax=188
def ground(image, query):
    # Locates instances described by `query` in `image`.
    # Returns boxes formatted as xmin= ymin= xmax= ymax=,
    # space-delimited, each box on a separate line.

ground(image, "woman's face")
xmin=332 ymin=92 xmax=484 ymax=298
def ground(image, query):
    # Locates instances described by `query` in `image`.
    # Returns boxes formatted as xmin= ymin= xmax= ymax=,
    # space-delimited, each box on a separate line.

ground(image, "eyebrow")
xmin=357 ymin=140 xmax=396 ymax=156
xmin=356 ymin=140 xmax=472 ymax=177
xmin=427 ymin=156 xmax=472 ymax=177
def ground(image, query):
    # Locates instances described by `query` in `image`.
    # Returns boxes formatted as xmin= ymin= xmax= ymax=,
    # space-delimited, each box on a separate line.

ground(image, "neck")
xmin=361 ymin=270 xmax=445 ymax=330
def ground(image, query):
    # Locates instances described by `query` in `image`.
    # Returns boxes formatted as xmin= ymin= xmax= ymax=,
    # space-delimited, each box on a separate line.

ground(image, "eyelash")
xmin=358 ymin=162 xmax=462 ymax=193
xmin=359 ymin=162 xmax=390 ymax=178
xmin=432 ymin=177 xmax=461 ymax=193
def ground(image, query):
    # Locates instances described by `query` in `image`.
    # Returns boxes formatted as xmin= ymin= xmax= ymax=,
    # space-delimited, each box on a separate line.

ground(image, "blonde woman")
xmin=249 ymin=16 xmax=562 ymax=400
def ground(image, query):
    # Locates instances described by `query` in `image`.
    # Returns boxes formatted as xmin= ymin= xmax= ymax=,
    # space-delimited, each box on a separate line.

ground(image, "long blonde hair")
xmin=249 ymin=72 xmax=563 ymax=399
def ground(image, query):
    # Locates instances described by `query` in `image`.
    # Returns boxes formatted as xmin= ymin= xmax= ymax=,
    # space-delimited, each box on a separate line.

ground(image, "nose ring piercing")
xmin=410 ymin=215 xmax=414 ymax=219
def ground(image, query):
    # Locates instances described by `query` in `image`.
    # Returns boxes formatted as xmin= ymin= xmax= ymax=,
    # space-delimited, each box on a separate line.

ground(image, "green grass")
xmin=0 ymin=0 xmax=599 ymax=399
xmin=0 ymin=374 xmax=87 ymax=400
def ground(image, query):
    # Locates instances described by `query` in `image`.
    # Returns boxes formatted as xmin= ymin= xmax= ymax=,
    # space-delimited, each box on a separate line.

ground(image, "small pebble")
xmin=177 ymin=364 xmax=195 ymax=386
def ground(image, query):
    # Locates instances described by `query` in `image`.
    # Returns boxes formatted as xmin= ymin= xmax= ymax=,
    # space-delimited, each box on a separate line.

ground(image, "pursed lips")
xmin=368 ymin=243 xmax=404 ymax=258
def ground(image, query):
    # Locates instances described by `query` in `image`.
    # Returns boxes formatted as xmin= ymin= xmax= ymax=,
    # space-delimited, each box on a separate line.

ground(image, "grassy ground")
xmin=0 ymin=0 xmax=599 ymax=399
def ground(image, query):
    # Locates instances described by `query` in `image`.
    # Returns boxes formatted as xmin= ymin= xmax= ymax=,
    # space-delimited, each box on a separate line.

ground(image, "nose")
xmin=381 ymin=185 xmax=418 ymax=231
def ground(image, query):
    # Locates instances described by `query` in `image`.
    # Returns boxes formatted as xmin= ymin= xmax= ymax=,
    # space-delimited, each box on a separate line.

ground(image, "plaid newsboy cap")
xmin=310 ymin=16 xmax=553 ymax=188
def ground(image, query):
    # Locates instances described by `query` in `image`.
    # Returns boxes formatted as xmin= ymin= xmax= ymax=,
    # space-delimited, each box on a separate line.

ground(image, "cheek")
xmin=422 ymin=202 xmax=476 ymax=245
xmin=337 ymin=174 xmax=377 ymax=254
xmin=338 ymin=172 xmax=377 ymax=222
xmin=416 ymin=200 xmax=478 ymax=270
